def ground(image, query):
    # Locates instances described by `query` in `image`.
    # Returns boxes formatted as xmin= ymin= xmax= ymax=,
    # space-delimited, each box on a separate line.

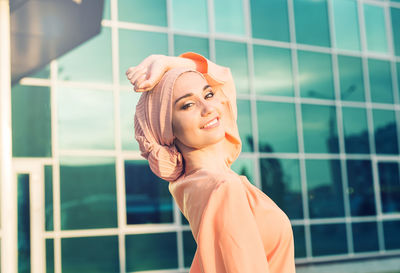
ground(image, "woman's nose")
xmin=200 ymin=101 xmax=216 ymax=116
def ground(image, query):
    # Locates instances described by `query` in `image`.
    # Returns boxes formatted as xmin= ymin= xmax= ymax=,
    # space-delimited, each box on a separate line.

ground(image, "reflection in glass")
xmin=383 ymin=220 xmax=400 ymax=250
xmin=126 ymin=233 xmax=178 ymax=271
xmin=120 ymin=90 xmax=140 ymax=151
xmin=253 ymin=45 xmax=294 ymax=96
xmin=45 ymin=166 xmax=54 ymax=231
xmin=302 ymin=104 xmax=339 ymax=154
xmin=125 ymin=161 xmax=173 ymax=224
xmin=214 ymin=0 xmax=245 ymax=36
xmin=337 ymin=55 xmax=365 ymax=102
xmin=373 ymin=109 xmax=399 ymax=155
xmin=257 ymin=101 xmax=298 ymax=153
xmin=172 ymin=0 xmax=208 ymax=33
xmin=297 ymin=50 xmax=334 ymax=100
xmin=58 ymin=28 xmax=112 ymax=84
xmin=306 ymin=159 xmax=344 ymax=218
xmin=62 ymin=236 xmax=119 ymax=272
xmin=118 ymin=0 xmax=167 ymax=26
xmin=332 ymin=0 xmax=361 ymax=51
xmin=46 ymin=239 xmax=54 ymax=273
xmin=311 ymin=223 xmax=347 ymax=256
xmin=237 ymin=99 xmax=253 ymax=152
xmin=368 ymin=59 xmax=393 ymax=104
xmin=378 ymin=162 xmax=400 ymax=213
xmin=12 ymin=85 xmax=52 ymax=157
xmin=346 ymin=160 xmax=376 ymax=216
xmin=342 ymin=107 xmax=369 ymax=154
xmin=18 ymin=174 xmax=30 ymax=273
xmin=183 ymin=230 xmax=196 ymax=267
xmin=250 ymin=0 xmax=290 ymax=42
xmin=391 ymin=7 xmax=400 ymax=56
xmin=232 ymin=158 xmax=255 ymax=184
xmin=352 ymin=222 xmax=379 ymax=253
xmin=293 ymin=225 xmax=306 ymax=258
xmin=260 ymin=158 xmax=303 ymax=219
xmin=364 ymin=4 xmax=388 ymax=53
xmin=57 ymin=87 xmax=114 ymax=150
xmin=60 ymin=157 xmax=118 ymax=229
xmin=119 ymin=30 xmax=168 ymax=84
xmin=174 ymin=35 xmax=209 ymax=58
xmin=215 ymin=40 xmax=249 ymax=94
xmin=293 ymin=0 xmax=330 ymax=47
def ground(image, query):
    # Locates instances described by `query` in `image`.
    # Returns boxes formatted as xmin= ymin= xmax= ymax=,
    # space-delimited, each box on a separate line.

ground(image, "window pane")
xmin=119 ymin=30 xmax=168 ymax=84
xmin=231 ymin=158 xmax=255 ymax=184
xmin=17 ymin=174 xmax=30 ymax=273
xmin=337 ymin=55 xmax=365 ymax=102
xmin=257 ymin=101 xmax=298 ymax=153
xmin=27 ymin=64 xmax=50 ymax=79
xmin=172 ymin=0 xmax=208 ymax=33
xmin=373 ymin=109 xmax=399 ymax=155
xmin=118 ymin=0 xmax=167 ymax=26
xmin=368 ymin=59 xmax=394 ymax=104
xmin=306 ymin=159 xmax=344 ymax=218
xmin=364 ymin=4 xmax=388 ymax=53
xmin=250 ymin=0 xmax=290 ymax=42
xmin=378 ymin=161 xmax=400 ymax=214
xmin=126 ymin=233 xmax=178 ymax=271
xmin=332 ymin=0 xmax=361 ymax=51
xmin=45 ymin=166 xmax=53 ymax=231
xmin=174 ymin=35 xmax=209 ymax=58
xmin=58 ymin=28 xmax=112 ymax=84
xmin=237 ymin=99 xmax=253 ymax=152
xmin=124 ymin=160 xmax=173 ymax=224
xmin=62 ymin=236 xmax=119 ymax=273
xmin=60 ymin=157 xmax=118 ymax=229
xmin=57 ymin=87 xmax=114 ymax=150
xmin=253 ymin=45 xmax=294 ymax=96
xmin=391 ymin=7 xmax=400 ymax=56
xmin=215 ymin=40 xmax=249 ymax=94
xmin=293 ymin=225 xmax=306 ymax=258
xmin=103 ymin=0 xmax=110 ymax=20
xmin=12 ymin=85 xmax=52 ymax=157
xmin=293 ymin=0 xmax=331 ymax=47
xmin=383 ymin=220 xmax=400 ymax=250
xmin=302 ymin=104 xmax=339 ymax=154
xmin=346 ymin=159 xmax=376 ymax=216
xmin=342 ymin=107 xmax=370 ymax=154
xmin=352 ymin=222 xmax=379 ymax=253
xmin=311 ymin=223 xmax=347 ymax=256
xmin=260 ymin=158 xmax=303 ymax=219
xmin=46 ymin=239 xmax=54 ymax=273
xmin=298 ymin=50 xmax=334 ymax=100
xmin=120 ymin=90 xmax=140 ymax=151
xmin=183 ymin=231 xmax=196 ymax=268
xmin=214 ymin=0 xmax=245 ymax=36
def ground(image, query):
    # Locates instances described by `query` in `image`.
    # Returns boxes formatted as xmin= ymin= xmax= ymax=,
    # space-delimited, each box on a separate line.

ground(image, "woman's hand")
xmin=125 ymin=54 xmax=196 ymax=92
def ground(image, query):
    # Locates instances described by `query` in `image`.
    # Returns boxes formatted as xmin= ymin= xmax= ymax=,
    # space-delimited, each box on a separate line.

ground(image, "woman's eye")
xmin=205 ymin=91 xmax=214 ymax=99
xmin=182 ymin=103 xmax=193 ymax=110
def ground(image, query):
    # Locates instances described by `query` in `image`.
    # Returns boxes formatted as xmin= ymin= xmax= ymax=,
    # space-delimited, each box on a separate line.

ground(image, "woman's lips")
xmin=201 ymin=117 xmax=220 ymax=129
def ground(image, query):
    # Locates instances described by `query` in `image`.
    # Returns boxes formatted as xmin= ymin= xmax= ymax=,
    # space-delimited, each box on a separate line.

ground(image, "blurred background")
xmin=1 ymin=0 xmax=400 ymax=272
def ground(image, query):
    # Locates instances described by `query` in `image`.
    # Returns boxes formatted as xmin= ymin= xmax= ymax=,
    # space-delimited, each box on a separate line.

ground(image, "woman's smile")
xmin=200 ymin=116 xmax=220 ymax=129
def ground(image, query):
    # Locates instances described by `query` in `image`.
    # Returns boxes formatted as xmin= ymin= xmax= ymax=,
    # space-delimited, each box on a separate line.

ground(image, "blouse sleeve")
xmin=192 ymin=179 xmax=270 ymax=273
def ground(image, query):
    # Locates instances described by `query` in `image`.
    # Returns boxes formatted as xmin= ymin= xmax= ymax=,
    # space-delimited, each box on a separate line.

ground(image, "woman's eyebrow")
xmin=174 ymin=85 xmax=211 ymax=105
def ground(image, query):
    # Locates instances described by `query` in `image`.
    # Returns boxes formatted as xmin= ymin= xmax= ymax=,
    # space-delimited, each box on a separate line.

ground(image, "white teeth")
xmin=202 ymin=118 xmax=218 ymax=129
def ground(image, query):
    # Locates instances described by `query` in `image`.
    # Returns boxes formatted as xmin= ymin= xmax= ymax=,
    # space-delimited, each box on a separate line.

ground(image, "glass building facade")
xmin=9 ymin=0 xmax=400 ymax=272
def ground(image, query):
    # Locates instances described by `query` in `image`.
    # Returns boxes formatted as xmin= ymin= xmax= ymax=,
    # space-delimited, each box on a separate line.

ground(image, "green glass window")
xmin=253 ymin=45 xmax=294 ymax=97
xmin=391 ymin=8 xmax=400 ymax=56
xmin=293 ymin=0 xmax=331 ymax=47
xmin=231 ymin=158 xmax=255 ymax=184
xmin=368 ymin=59 xmax=394 ymax=104
xmin=257 ymin=101 xmax=298 ymax=153
xmin=332 ymin=0 xmax=361 ymax=51
xmin=337 ymin=55 xmax=365 ymax=102
xmin=45 ymin=166 xmax=53 ymax=231
xmin=183 ymin=231 xmax=196 ymax=267
xmin=215 ymin=40 xmax=249 ymax=94
xmin=250 ymin=0 xmax=290 ymax=42
xmin=237 ymin=99 xmax=253 ymax=152
xmin=118 ymin=0 xmax=167 ymax=26
xmin=120 ymin=90 xmax=140 ymax=151
xmin=311 ymin=224 xmax=348 ymax=256
xmin=174 ymin=35 xmax=209 ymax=58
xmin=124 ymin=160 xmax=173 ymax=224
xmin=302 ymin=104 xmax=339 ymax=153
xmin=346 ymin=160 xmax=376 ymax=216
xmin=378 ymin=161 xmax=400 ymax=214
xmin=126 ymin=232 xmax=178 ymax=271
xmin=364 ymin=4 xmax=388 ymax=53
xmin=12 ymin=85 xmax=52 ymax=157
xmin=58 ymin=28 xmax=112 ymax=84
xmin=297 ymin=50 xmax=334 ymax=100
xmin=172 ymin=0 xmax=208 ymax=33
xmin=18 ymin=174 xmax=30 ymax=273
xmin=119 ymin=30 xmax=168 ymax=84
xmin=103 ymin=0 xmax=110 ymax=20
xmin=60 ymin=157 xmax=118 ymax=230
xmin=62 ymin=236 xmax=119 ymax=273
xmin=214 ymin=0 xmax=245 ymax=36
xmin=352 ymin=222 xmax=379 ymax=253
xmin=260 ymin=158 xmax=303 ymax=219
xmin=27 ymin=64 xmax=50 ymax=79
xmin=383 ymin=220 xmax=400 ymax=250
xmin=57 ymin=87 xmax=114 ymax=150
xmin=342 ymin=107 xmax=369 ymax=154
xmin=306 ymin=159 xmax=344 ymax=218
xmin=293 ymin=225 xmax=306 ymax=258
xmin=46 ymin=239 xmax=54 ymax=273
xmin=373 ymin=109 xmax=399 ymax=155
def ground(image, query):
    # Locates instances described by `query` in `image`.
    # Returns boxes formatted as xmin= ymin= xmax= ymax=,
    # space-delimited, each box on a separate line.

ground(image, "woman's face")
xmin=172 ymin=72 xmax=225 ymax=150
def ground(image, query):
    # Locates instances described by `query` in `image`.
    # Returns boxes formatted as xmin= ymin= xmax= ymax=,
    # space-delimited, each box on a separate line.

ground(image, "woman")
xmin=126 ymin=52 xmax=296 ymax=273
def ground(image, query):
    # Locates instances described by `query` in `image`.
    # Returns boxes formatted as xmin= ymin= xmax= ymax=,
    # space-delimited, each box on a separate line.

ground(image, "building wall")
xmin=11 ymin=0 xmax=400 ymax=272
